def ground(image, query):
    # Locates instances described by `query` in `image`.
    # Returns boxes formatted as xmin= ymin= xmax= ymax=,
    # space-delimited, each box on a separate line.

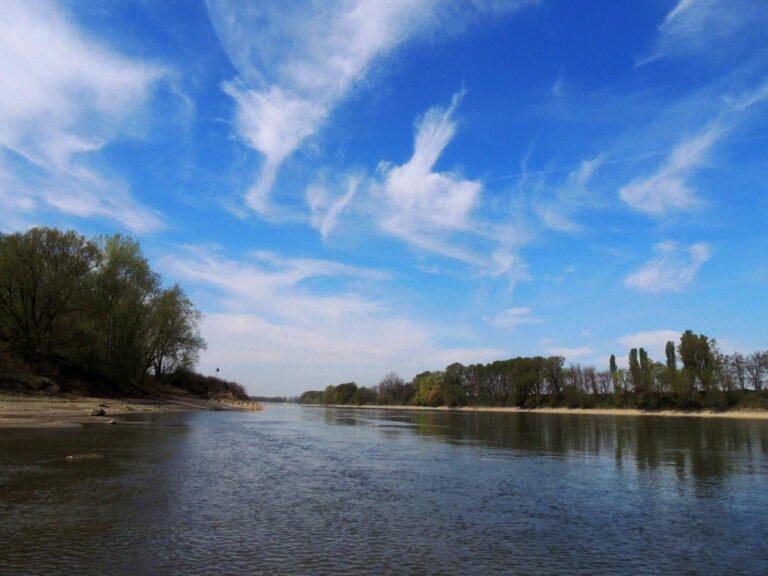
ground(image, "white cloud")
xmin=162 ymin=246 xmax=504 ymax=394
xmin=222 ymin=81 xmax=326 ymax=214
xmin=207 ymin=0 xmax=538 ymax=214
xmin=533 ymin=155 xmax=602 ymax=233
xmin=617 ymin=330 xmax=681 ymax=362
xmin=371 ymin=92 xmax=532 ymax=284
xmin=0 ymin=0 xmax=165 ymax=232
xmin=624 ymin=241 xmax=711 ymax=293
xmin=484 ymin=307 xmax=545 ymax=330
xmin=377 ymin=92 xmax=480 ymax=244
xmin=307 ymin=175 xmax=361 ymax=239
xmin=637 ymin=0 xmax=758 ymax=65
xmin=545 ymin=346 xmax=593 ymax=358
xmin=618 ymin=123 xmax=721 ymax=216
xmin=619 ymin=79 xmax=768 ymax=217
xmin=724 ymin=81 xmax=768 ymax=112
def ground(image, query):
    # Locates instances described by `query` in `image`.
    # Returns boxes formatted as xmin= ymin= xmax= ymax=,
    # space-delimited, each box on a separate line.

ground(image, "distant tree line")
xmin=0 ymin=227 xmax=245 ymax=399
xmin=302 ymin=330 xmax=768 ymax=411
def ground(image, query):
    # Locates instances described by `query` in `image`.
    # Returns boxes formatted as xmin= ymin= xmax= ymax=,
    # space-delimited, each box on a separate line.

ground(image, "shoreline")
xmin=0 ymin=393 xmax=262 ymax=429
xmin=306 ymin=403 xmax=768 ymax=420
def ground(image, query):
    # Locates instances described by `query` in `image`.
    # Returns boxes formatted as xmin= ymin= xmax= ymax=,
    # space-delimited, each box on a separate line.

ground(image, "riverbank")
xmin=310 ymin=403 xmax=768 ymax=419
xmin=0 ymin=393 xmax=262 ymax=429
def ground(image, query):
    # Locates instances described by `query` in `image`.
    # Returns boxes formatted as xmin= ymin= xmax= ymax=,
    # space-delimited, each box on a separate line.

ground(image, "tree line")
xmin=0 ymin=227 xmax=244 ymax=398
xmin=302 ymin=330 xmax=768 ymax=411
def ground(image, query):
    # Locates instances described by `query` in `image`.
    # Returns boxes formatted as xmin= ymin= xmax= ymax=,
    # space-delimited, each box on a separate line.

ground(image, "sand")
xmin=0 ymin=393 xmax=262 ymax=429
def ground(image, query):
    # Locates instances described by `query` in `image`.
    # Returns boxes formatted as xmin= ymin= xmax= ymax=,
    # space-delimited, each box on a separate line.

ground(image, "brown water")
xmin=1 ymin=406 xmax=767 ymax=575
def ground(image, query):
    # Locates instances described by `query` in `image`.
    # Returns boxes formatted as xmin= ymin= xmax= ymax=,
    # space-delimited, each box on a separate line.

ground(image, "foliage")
xmin=303 ymin=330 xmax=768 ymax=413
xmin=299 ymin=390 xmax=324 ymax=404
xmin=0 ymin=227 xmax=207 ymax=394
xmin=166 ymin=368 xmax=248 ymax=400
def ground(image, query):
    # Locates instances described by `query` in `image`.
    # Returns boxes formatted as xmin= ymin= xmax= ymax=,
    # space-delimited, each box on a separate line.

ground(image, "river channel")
xmin=1 ymin=405 xmax=767 ymax=575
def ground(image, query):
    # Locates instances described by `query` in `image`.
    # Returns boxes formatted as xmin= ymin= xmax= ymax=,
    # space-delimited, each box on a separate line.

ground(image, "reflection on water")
xmin=2 ymin=407 xmax=767 ymax=575
xmin=390 ymin=409 xmax=768 ymax=481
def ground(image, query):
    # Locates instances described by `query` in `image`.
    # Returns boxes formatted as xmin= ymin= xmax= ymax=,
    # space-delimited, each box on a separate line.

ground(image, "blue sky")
xmin=2 ymin=0 xmax=767 ymax=395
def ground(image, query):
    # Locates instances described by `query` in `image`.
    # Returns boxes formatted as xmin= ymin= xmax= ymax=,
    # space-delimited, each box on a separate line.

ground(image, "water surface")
xmin=1 ymin=406 xmax=767 ymax=575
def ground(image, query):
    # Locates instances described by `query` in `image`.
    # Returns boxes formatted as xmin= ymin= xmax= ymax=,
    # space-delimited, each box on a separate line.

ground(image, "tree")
xmin=665 ymin=341 xmax=677 ymax=371
xmin=678 ymin=330 xmax=719 ymax=393
xmin=0 ymin=228 xmax=100 ymax=362
xmin=144 ymin=285 xmax=206 ymax=380
xmin=746 ymin=351 xmax=767 ymax=391
xmin=628 ymin=348 xmax=641 ymax=393
xmin=544 ymin=356 xmax=565 ymax=399
xmin=413 ymin=371 xmax=445 ymax=406
xmin=727 ymin=352 xmax=747 ymax=391
xmin=639 ymin=348 xmax=653 ymax=393
xmin=94 ymin=234 xmax=160 ymax=383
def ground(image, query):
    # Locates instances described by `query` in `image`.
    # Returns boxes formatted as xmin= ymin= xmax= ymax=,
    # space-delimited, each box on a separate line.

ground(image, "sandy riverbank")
xmin=312 ymin=403 xmax=768 ymax=420
xmin=0 ymin=393 xmax=262 ymax=429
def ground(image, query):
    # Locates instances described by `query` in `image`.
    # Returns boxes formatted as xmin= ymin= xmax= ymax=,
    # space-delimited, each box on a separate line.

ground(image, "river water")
xmin=1 ymin=405 xmax=767 ymax=575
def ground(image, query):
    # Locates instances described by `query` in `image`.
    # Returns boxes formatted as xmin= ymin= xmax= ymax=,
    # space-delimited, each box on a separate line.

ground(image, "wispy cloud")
xmin=307 ymin=175 xmax=361 ymax=240
xmin=0 ymin=0 xmax=166 ymax=233
xmin=617 ymin=329 xmax=682 ymax=361
xmin=545 ymin=346 xmax=593 ymax=357
xmin=618 ymin=123 xmax=721 ymax=216
xmin=637 ymin=0 xmax=758 ymax=65
xmin=376 ymin=92 xmax=480 ymax=249
xmin=533 ymin=155 xmax=602 ymax=232
xmin=372 ymin=92 xmax=531 ymax=283
xmin=618 ymin=79 xmax=768 ymax=217
xmin=162 ymin=245 xmax=506 ymax=392
xmin=484 ymin=307 xmax=545 ymax=330
xmin=624 ymin=241 xmax=711 ymax=293
xmin=207 ymin=0 xmax=539 ymax=215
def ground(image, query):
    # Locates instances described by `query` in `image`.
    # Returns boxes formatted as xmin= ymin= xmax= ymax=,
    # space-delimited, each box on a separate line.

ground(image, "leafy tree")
xmin=94 ymin=234 xmax=160 ymax=383
xmin=0 ymin=228 xmax=100 ymax=362
xmin=334 ymin=382 xmax=358 ymax=404
xmin=544 ymin=356 xmax=565 ymax=399
xmin=144 ymin=285 xmax=206 ymax=380
xmin=413 ymin=371 xmax=445 ymax=406
xmin=628 ymin=348 xmax=640 ymax=392
xmin=678 ymin=330 xmax=719 ymax=393
xmin=299 ymin=390 xmax=324 ymax=404
xmin=665 ymin=341 xmax=677 ymax=371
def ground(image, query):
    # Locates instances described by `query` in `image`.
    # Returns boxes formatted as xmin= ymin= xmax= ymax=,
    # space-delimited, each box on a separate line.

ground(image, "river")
xmin=1 ymin=405 xmax=767 ymax=575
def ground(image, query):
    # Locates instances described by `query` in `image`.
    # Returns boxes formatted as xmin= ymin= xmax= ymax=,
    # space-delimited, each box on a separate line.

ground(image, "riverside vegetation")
xmin=302 ymin=331 xmax=768 ymax=412
xmin=0 ymin=227 xmax=248 ymax=402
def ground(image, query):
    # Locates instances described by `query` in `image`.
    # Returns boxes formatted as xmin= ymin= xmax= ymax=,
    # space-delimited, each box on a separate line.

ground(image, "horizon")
xmin=2 ymin=0 xmax=767 ymax=395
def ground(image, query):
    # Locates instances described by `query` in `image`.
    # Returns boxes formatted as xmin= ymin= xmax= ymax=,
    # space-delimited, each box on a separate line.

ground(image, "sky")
xmin=1 ymin=0 xmax=767 ymax=396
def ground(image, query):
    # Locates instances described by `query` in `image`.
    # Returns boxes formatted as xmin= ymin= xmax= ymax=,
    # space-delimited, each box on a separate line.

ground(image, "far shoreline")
xmin=302 ymin=403 xmax=768 ymax=420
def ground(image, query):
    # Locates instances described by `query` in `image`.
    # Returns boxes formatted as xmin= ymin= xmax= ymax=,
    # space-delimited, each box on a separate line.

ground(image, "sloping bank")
xmin=0 ymin=394 xmax=262 ymax=429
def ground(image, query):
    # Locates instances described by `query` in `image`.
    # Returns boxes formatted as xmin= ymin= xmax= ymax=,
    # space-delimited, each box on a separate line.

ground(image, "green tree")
xmin=94 ymin=234 xmax=160 ymax=383
xmin=0 ymin=228 xmax=100 ymax=363
xmin=322 ymin=384 xmax=337 ymax=404
xmin=413 ymin=371 xmax=445 ymax=406
xmin=665 ymin=341 xmax=677 ymax=371
xmin=144 ymin=285 xmax=206 ymax=380
xmin=544 ymin=356 xmax=565 ymax=399
xmin=628 ymin=348 xmax=641 ymax=393
xmin=678 ymin=330 xmax=718 ymax=393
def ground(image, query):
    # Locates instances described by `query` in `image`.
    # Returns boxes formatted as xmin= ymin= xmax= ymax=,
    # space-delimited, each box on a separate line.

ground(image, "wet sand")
xmin=0 ymin=393 xmax=262 ymax=428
